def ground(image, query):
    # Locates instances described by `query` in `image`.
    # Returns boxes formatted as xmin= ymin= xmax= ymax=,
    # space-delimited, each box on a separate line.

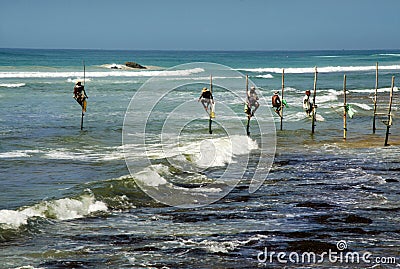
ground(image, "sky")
xmin=0 ymin=0 xmax=399 ymax=50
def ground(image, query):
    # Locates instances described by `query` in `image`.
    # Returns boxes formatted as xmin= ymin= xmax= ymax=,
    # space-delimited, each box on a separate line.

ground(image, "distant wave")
xmin=166 ymin=76 xmax=242 ymax=81
xmin=0 ymin=68 xmax=204 ymax=79
xmin=350 ymin=87 xmax=399 ymax=93
xmin=255 ymin=74 xmax=274 ymax=79
xmin=314 ymin=55 xmax=342 ymax=58
xmin=238 ymin=65 xmax=400 ymax=74
xmin=378 ymin=53 xmax=400 ymax=57
xmin=0 ymin=83 xmax=26 ymax=88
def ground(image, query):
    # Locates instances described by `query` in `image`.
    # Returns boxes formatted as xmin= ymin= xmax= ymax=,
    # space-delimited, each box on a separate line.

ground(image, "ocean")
xmin=0 ymin=48 xmax=399 ymax=268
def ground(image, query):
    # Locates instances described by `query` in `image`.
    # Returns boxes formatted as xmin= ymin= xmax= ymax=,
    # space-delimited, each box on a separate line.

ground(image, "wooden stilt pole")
xmin=373 ymin=62 xmax=378 ymax=134
xmin=210 ymin=74 xmax=213 ymax=95
xmin=246 ymin=75 xmax=250 ymax=136
xmin=384 ymin=76 xmax=395 ymax=146
xmin=81 ymin=61 xmax=85 ymax=130
xmin=343 ymin=74 xmax=347 ymax=140
xmin=246 ymin=74 xmax=248 ymax=93
xmin=280 ymin=69 xmax=284 ymax=130
xmin=246 ymin=117 xmax=250 ymax=136
xmin=209 ymin=74 xmax=213 ymax=134
xmin=311 ymin=67 xmax=318 ymax=134
xmin=80 ymin=112 xmax=84 ymax=130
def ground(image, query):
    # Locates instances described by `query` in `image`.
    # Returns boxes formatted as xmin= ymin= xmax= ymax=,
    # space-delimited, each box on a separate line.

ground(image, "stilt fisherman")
xmin=73 ymin=81 xmax=88 ymax=113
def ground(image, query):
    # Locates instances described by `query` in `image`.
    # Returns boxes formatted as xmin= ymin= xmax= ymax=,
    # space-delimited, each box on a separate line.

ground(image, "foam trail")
xmin=352 ymin=103 xmax=373 ymax=110
xmin=14 ymin=265 xmax=45 ymax=269
xmin=283 ymin=111 xmax=325 ymax=122
xmin=0 ymin=150 xmax=40 ymax=158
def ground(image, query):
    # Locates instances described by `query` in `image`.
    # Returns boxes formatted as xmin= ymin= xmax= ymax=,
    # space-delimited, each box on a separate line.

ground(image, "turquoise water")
xmin=0 ymin=49 xmax=400 ymax=268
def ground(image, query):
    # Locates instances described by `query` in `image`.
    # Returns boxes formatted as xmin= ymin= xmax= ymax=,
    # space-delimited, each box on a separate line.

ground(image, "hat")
xmin=76 ymin=81 xmax=81 ymax=85
xmin=250 ymin=86 xmax=256 ymax=90
xmin=202 ymin=87 xmax=208 ymax=92
xmin=274 ymin=91 xmax=279 ymax=94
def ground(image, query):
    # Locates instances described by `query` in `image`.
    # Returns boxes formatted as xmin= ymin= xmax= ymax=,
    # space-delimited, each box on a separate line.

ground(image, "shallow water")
xmin=0 ymin=49 xmax=399 ymax=268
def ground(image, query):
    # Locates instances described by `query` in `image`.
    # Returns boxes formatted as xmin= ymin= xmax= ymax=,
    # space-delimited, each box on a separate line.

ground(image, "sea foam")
xmin=134 ymin=165 xmax=168 ymax=187
xmin=187 ymin=135 xmax=259 ymax=168
xmin=0 ymin=150 xmax=40 ymax=159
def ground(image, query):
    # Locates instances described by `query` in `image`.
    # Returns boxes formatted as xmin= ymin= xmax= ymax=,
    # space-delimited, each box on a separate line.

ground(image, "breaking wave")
xmin=0 ymin=83 xmax=26 ymax=88
xmin=0 ymin=135 xmax=258 ymax=232
xmin=0 ymin=68 xmax=204 ymax=79
xmin=350 ymin=87 xmax=399 ymax=93
xmin=377 ymin=53 xmax=400 ymax=57
xmin=184 ymin=135 xmax=259 ymax=168
xmin=255 ymin=74 xmax=274 ymax=79
xmin=238 ymin=65 xmax=400 ymax=74
xmin=0 ymin=193 xmax=108 ymax=229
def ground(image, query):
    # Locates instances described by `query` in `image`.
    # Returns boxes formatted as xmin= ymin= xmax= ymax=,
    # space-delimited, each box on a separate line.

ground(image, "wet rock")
xmin=344 ymin=214 xmax=372 ymax=224
xmin=334 ymin=227 xmax=379 ymax=235
xmin=311 ymin=213 xmax=372 ymax=225
xmin=295 ymin=201 xmax=337 ymax=209
xmin=132 ymin=246 xmax=161 ymax=251
xmin=287 ymin=240 xmax=337 ymax=253
xmin=125 ymin=61 xmax=146 ymax=69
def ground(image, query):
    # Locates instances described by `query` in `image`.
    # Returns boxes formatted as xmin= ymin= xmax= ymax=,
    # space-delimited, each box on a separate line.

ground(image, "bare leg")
xmin=252 ymin=102 xmax=260 ymax=116
xmin=201 ymin=99 xmax=210 ymax=115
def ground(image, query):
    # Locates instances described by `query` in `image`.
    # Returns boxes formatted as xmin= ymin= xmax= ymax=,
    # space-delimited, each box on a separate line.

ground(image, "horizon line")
xmin=1 ymin=47 xmax=400 ymax=52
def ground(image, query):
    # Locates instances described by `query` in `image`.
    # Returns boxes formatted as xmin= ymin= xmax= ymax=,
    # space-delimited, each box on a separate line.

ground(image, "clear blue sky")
xmin=1 ymin=0 xmax=399 ymax=50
